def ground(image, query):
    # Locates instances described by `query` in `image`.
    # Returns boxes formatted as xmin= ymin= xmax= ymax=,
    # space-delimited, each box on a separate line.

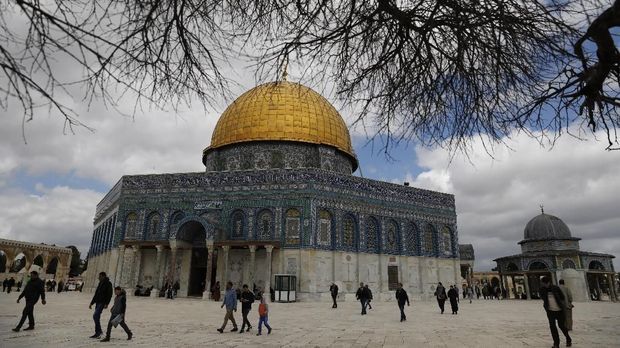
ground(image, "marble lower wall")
xmin=216 ymin=249 xmax=459 ymax=301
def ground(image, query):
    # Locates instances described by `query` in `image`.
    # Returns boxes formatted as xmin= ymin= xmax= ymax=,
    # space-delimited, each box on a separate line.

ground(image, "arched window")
xmin=405 ymin=222 xmax=419 ymax=255
xmin=342 ymin=215 xmax=356 ymax=249
xmin=589 ymin=260 xmax=605 ymax=271
xmin=365 ymin=217 xmax=379 ymax=252
xmin=171 ymin=211 xmax=185 ymax=225
xmin=285 ymin=208 xmax=301 ymax=245
xmin=317 ymin=210 xmax=332 ymax=246
xmin=385 ymin=220 xmax=398 ymax=253
xmin=231 ymin=210 xmax=245 ymax=238
xmin=124 ymin=212 xmax=138 ymax=238
xmin=424 ymin=224 xmax=435 ymax=255
xmin=441 ymin=226 xmax=452 ymax=255
xmin=257 ymin=209 xmax=273 ymax=240
xmin=147 ymin=212 xmax=161 ymax=237
xmin=529 ymin=261 xmax=548 ymax=270
xmin=562 ymin=259 xmax=576 ymax=269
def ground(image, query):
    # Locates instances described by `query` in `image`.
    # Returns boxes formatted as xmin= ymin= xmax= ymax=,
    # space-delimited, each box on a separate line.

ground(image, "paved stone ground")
xmin=1 ymin=292 xmax=619 ymax=347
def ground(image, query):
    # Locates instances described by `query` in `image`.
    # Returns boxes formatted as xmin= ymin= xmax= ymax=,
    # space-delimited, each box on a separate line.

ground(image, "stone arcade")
xmin=82 ymin=81 xmax=461 ymax=300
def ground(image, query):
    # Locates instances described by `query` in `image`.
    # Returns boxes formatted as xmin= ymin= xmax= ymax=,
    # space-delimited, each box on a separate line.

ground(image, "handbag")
xmin=111 ymin=314 xmax=124 ymax=327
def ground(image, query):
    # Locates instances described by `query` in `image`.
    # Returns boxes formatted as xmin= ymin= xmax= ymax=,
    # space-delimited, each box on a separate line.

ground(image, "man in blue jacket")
xmin=12 ymin=271 xmax=46 ymax=332
xmin=89 ymin=272 xmax=113 ymax=338
xmin=217 ymin=281 xmax=238 ymax=333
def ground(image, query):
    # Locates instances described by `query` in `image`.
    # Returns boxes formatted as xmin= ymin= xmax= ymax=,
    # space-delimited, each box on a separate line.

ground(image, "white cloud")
xmin=0 ymin=185 xmax=101 ymax=256
xmin=402 ymin=129 xmax=620 ymax=271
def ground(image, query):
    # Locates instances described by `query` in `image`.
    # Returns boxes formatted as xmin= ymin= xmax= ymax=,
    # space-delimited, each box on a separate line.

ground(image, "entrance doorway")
xmin=188 ymin=248 xmax=207 ymax=297
xmin=177 ymin=220 xmax=209 ymax=297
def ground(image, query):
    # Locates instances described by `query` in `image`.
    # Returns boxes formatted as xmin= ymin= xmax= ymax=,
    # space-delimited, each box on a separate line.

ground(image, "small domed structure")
xmin=523 ymin=213 xmax=572 ymax=240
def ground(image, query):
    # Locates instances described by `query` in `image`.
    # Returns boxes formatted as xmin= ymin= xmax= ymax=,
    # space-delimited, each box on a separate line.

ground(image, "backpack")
xmin=258 ymin=303 xmax=267 ymax=317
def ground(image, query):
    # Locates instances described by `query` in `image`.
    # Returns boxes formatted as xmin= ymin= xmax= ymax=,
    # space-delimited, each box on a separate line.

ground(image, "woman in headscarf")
xmin=448 ymin=285 xmax=459 ymax=314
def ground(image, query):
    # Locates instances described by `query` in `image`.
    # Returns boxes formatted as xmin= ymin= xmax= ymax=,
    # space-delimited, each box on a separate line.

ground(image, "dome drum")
xmin=203 ymin=141 xmax=354 ymax=174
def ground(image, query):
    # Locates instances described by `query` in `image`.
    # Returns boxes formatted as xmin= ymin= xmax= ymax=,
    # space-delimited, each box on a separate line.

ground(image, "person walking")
xmin=467 ymin=285 xmax=474 ymax=304
xmin=89 ymin=272 xmax=113 ymax=339
xmin=559 ymin=279 xmax=574 ymax=331
xmin=12 ymin=271 xmax=46 ymax=332
xmin=395 ymin=283 xmax=410 ymax=322
xmin=100 ymin=286 xmax=133 ymax=342
xmin=212 ymin=281 xmax=221 ymax=301
xmin=448 ymin=285 xmax=459 ymax=314
xmin=355 ymin=282 xmax=370 ymax=315
xmin=217 ymin=281 xmax=239 ymax=333
xmin=329 ymin=282 xmax=339 ymax=308
xmin=365 ymin=285 xmax=373 ymax=310
xmin=256 ymin=295 xmax=272 ymax=335
xmin=239 ymin=284 xmax=255 ymax=333
xmin=540 ymin=276 xmax=572 ymax=348
xmin=2 ymin=278 xmax=7 ymax=292
xmin=7 ymin=277 xmax=15 ymax=294
xmin=434 ymin=282 xmax=447 ymax=314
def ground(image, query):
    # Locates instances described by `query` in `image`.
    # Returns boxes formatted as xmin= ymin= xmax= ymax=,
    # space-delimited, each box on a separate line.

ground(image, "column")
xmin=249 ymin=245 xmax=257 ymax=287
xmin=169 ymin=241 xmax=178 ymax=282
xmin=265 ymin=245 xmax=273 ymax=303
xmin=221 ymin=246 xmax=230 ymax=285
xmin=511 ymin=275 xmax=517 ymax=299
xmin=203 ymin=240 xmax=214 ymax=300
xmin=523 ymin=274 xmax=531 ymax=300
xmin=154 ymin=245 xmax=164 ymax=293
xmin=378 ymin=253 xmax=383 ymax=294
xmin=550 ymin=271 xmax=557 ymax=286
xmin=114 ymin=245 xmax=126 ymax=286
xmin=131 ymin=245 xmax=142 ymax=288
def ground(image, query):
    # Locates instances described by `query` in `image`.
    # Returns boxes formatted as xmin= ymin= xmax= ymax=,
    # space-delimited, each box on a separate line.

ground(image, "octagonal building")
xmin=82 ymin=81 xmax=460 ymax=301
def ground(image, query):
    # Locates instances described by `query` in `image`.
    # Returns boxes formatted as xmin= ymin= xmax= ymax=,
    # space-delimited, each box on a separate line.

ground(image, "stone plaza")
xmin=2 ymin=292 xmax=619 ymax=347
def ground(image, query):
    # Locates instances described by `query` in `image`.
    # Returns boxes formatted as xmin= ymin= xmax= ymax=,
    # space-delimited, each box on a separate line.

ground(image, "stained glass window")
xmin=318 ymin=210 xmax=332 ymax=246
xmin=405 ymin=222 xmax=419 ymax=254
xmin=125 ymin=212 xmax=138 ymax=238
xmin=441 ymin=226 xmax=452 ymax=254
xmin=386 ymin=220 xmax=398 ymax=253
xmin=147 ymin=213 xmax=160 ymax=236
xmin=285 ymin=209 xmax=301 ymax=245
xmin=257 ymin=210 xmax=273 ymax=239
xmin=343 ymin=215 xmax=355 ymax=249
xmin=232 ymin=210 xmax=244 ymax=238
xmin=365 ymin=217 xmax=379 ymax=252
xmin=424 ymin=224 xmax=435 ymax=255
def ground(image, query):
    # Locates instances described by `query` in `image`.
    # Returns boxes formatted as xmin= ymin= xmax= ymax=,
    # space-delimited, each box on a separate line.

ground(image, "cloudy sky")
xmin=1 ymin=72 xmax=619 ymax=272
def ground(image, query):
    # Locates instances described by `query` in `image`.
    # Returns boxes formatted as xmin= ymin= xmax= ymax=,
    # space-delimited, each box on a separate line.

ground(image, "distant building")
xmin=494 ymin=210 xmax=617 ymax=301
xmin=459 ymin=244 xmax=474 ymax=285
xmin=0 ymin=238 xmax=71 ymax=282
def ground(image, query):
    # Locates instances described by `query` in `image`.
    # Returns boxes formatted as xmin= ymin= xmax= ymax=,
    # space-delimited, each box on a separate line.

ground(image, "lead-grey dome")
xmin=523 ymin=213 xmax=572 ymax=240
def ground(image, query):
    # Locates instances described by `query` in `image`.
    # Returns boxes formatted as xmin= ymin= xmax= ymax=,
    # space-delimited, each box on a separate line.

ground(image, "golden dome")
xmin=206 ymin=81 xmax=356 ymax=161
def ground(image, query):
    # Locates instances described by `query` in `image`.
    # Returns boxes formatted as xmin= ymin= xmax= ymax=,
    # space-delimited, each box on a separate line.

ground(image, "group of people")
xmin=3 ymin=277 xmax=17 ymax=293
xmin=9 ymin=270 xmax=577 ymax=347
xmin=433 ymin=282 xmax=461 ymax=314
xmin=216 ymin=282 xmax=272 ymax=336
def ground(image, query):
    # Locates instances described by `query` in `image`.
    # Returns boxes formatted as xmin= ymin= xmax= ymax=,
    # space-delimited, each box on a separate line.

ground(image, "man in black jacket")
xmin=239 ymin=284 xmax=255 ymax=333
xmin=540 ymin=276 xmax=572 ymax=348
xmin=89 ymin=272 xmax=113 ymax=339
xmin=101 ymin=286 xmax=132 ymax=342
xmin=12 ymin=271 xmax=46 ymax=332
xmin=355 ymin=282 xmax=370 ymax=315
xmin=329 ymin=282 xmax=339 ymax=308
xmin=395 ymin=283 xmax=410 ymax=322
